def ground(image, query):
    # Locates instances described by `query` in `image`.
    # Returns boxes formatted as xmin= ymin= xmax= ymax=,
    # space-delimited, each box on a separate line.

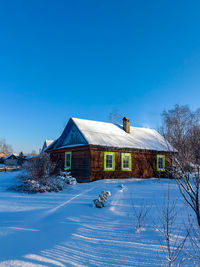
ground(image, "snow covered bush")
xmin=12 ymin=170 xmax=76 ymax=193
xmin=11 ymin=154 xmax=77 ymax=193
xmin=24 ymin=153 xmax=56 ymax=181
xmin=58 ymin=170 xmax=77 ymax=185
xmin=93 ymin=191 xmax=111 ymax=208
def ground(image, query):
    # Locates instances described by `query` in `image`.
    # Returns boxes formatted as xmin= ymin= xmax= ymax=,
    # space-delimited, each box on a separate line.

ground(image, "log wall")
xmin=50 ymin=145 xmax=173 ymax=182
xmin=89 ymin=146 xmax=172 ymax=182
xmin=50 ymin=145 xmax=90 ymax=182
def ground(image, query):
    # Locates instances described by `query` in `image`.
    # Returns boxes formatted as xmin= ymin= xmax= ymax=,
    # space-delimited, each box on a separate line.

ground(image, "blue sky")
xmin=1 ymin=0 xmax=200 ymax=153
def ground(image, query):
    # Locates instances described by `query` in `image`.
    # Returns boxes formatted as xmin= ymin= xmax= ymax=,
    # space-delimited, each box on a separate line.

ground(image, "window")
xmin=65 ymin=152 xmax=72 ymax=170
xmin=121 ymin=153 xmax=132 ymax=171
xmin=157 ymin=155 xmax=165 ymax=171
xmin=104 ymin=152 xmax=115 ymax=171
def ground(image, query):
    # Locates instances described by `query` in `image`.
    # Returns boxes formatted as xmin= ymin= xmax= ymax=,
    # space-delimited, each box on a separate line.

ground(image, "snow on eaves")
xmin=72 ymin=118 xmax=173 ymax=152
xmin=45 ymin=140 xmax=54 ymax=147
xmin=43 ymin=139 xmax=57 ymax=152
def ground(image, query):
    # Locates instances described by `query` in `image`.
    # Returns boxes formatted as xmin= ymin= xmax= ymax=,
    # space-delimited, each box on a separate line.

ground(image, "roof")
xmin=49 ymin=117 xmax=173 ymax=152
xmin=4 ymin=154 xmax=18 ymax=160
xmin=42 ymin=139 xmax=54 ymax=152
xmin=45 ymin=140 xmax=54 ymax=147
xmin=71 ymin=118 xmax=173 ymax=151
xmin=0 ymin=152 xmax=7 ymax=158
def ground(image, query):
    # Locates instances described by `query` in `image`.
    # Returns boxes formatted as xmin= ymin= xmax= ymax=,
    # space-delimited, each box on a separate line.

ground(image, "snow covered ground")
xmin=0 ymin=171 xmax=194 ymax=266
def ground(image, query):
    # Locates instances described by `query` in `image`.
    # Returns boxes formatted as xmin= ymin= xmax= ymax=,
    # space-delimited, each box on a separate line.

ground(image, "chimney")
xmin=123 ymin=117 xmax=130 ymax=133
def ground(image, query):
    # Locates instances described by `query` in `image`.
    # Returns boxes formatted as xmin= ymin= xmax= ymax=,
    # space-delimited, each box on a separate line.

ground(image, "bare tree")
xmin=161 ymin=105 xmax=200 ymax=167
xmin=190 ymin=228 xmax=200 ymax=266
xmin=109 ymin=109 xmax=122 ymax=124
xmin=184 ymin=217 xmax=200 ymax=266
xmin=154 ymin=185 xmax=188 ymax=267
xmin=161 ymin=105 xmax=200 ymax=227
xmin=0 ymin=139 xmax=13 ymax=155
xmin=30 ymin=150 xmax=37 ymax=156
xmin=174 ymin=164 xmax=200 ymax=227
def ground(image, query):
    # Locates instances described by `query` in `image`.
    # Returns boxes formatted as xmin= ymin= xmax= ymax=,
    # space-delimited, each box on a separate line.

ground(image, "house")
xmin=46 ymin=117 xmax=174 ymax=182
xmin=0 ymin=152 xmax=7 ymax=158
xmin=0 ymin=152 xmax=7 ymax=163
xmin=4 ymin=154 xmax=19 ymax=166
xmin=41 ymin=140 xmax=54 ymax=152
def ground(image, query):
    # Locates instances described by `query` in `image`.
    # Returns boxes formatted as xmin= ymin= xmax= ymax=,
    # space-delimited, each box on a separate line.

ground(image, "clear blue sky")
xmin=1 ymin=0 xmax=200 ymax=153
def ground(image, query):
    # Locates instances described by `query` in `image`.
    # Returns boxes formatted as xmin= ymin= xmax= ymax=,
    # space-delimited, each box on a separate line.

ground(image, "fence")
xmin=0 ymin=166 xmax=22 ymax=172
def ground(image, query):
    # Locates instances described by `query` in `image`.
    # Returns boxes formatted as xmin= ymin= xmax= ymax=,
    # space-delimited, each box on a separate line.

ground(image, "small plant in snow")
xmin=93 ymin=191 xmax=111 ymax=208
xmin=129 ymin=197 xmax=150 ymax=233
xmin=154 ymin=185 xmax=188 ymax=267
xmin=119 ymin=184 xmax=126 ymax=190
xmin=184 ymin=217 xmax=200 ymax=266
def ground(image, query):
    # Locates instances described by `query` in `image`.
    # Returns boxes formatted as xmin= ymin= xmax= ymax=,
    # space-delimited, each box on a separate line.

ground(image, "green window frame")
xmin=65 ymin=151 xmax=72 ymax=170
xmin=157 ymin=155 xmax=165 ymax=172
xmin=104 ymin=152 xmax=115 ymax=171
xmin=121 ymin=153 xmax=132 ymax=171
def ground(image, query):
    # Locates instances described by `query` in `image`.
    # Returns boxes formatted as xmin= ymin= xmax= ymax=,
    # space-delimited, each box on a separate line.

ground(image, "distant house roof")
xmin=47 ymin=118 xmax=174 ymax=152
xmin=4 ymin=154 xmax=19 ymax=160
xmin=0 ymin=152 xmax=7 ymax=158
xmin=41 ymin=139 xmax=54 ymax=152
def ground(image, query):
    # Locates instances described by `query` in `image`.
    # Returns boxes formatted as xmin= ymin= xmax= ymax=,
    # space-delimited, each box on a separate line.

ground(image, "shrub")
xmin=10 ymin=153 xmax=77 ymax=193
xmin=24 ymin=153 xmax=56 ymax=181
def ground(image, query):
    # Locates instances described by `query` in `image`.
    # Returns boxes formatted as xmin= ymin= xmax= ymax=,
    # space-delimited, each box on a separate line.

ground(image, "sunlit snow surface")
xmin=0 ymin=171 xmax=193 ymax=266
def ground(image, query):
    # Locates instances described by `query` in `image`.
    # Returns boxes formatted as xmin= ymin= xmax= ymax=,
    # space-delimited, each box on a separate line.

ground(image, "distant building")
xmin=0 ymin=152 xmax=7 ymax=163
xmin=45 ymin=117 xmax=174 ymax=182
xmin=4 ymin=154 xmax=19 ymax=166
xmin=0 ymin=152 xmax=7 ymax=158
xmin=41 ymin=140 xmax=54 ymax=152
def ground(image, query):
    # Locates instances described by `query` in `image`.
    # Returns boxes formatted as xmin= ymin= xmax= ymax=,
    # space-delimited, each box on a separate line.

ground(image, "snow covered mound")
xmin=93 ymin=190 xmax=111 ymax=208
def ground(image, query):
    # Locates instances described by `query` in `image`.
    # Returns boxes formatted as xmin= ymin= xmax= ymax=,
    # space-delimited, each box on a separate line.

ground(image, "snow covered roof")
xmin=0 ymin=152 xmax=7 ymax=158
xmin=45 ymin=140 xmax=54 ymax=147
xmin=4 ymin=154 xmax=18 ymax=160
xmin=71 ymin=118 xmax=173 ymax=151
xmin=42 ymin=139 xmax=54 ymax=152
xmin=47 ymin=118 xmax=172 ymax=152
xmin=46 ymin=117 xmax=174 ymax=152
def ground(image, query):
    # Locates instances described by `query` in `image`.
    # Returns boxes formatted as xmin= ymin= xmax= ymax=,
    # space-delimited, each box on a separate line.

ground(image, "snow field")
xmin=0 ymin=171 xmax=193 ymax=266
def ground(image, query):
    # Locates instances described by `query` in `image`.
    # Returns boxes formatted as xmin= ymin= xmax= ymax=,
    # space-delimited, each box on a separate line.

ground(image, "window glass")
xmin=65 ymin=152 xmax=71 ymax=169
xmin=157 ymin=155 xmax=165 ymax=171
xmin=106 ymin=154 xmax=113 ymax=169
xmin=158 ymin=157 xmax=164 ymax=169
xmin=104 ymin=152 xmax=115 ymax=171
xmin=123 ymin=155 xmax=130 ymax=169
xmin=121 ymin=153 xmax=131 ymax=171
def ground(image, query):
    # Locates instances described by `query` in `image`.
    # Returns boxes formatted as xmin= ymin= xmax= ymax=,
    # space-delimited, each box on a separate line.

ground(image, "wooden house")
xmin=46 ymin=117 xmax=174 ymax=182
xmin=4 ymin=154 xmax=19 ymax=166
xmin=0 ymin=152 xmax=7 ymax=158
xmin=0 ymin=152 xmax=7 ymax=163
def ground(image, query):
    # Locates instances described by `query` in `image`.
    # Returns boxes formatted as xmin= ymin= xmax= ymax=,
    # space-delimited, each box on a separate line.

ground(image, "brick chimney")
xmin=123 ymin=117 xmax=130 ymax=133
